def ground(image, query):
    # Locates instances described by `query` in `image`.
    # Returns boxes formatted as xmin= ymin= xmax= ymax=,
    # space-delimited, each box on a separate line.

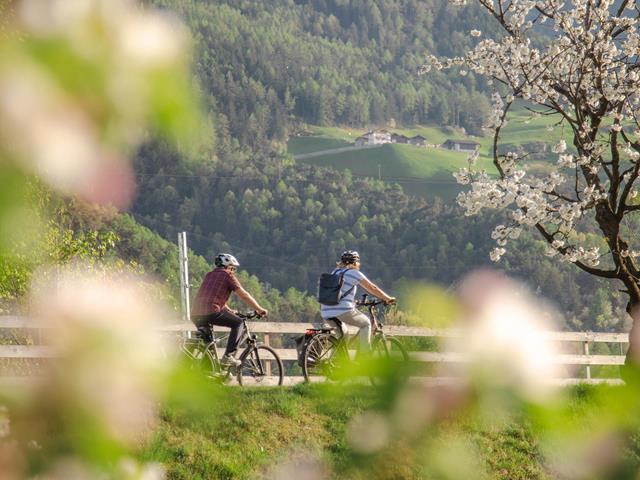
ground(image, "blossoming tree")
xmin=421 ymin=0 xmax=640 ymax=367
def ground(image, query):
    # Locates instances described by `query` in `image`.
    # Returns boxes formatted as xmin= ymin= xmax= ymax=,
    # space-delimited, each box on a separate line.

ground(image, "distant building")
xmin=407 ymin=135 xmax=427 ymax=146
xmin=355 ymin=130 xmax=427 ymax=147
xmin=442 ymin=139 xmax=480 ymax=153
xmin=354 ymin=135 xmax=369 ymax=147
xmin=354 ymin=130 xmax=392 ymax=146
xmin=391 ymin=133 xmax=409 ymax=144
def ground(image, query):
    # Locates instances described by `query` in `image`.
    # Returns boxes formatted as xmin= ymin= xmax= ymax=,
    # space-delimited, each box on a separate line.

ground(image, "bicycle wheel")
xmin=302 ymin=333 xmax=343 ymax=382
xmin=370 ymin=336 xmax=409 ymax=385
xmin=237 ymin=345 xmax=284 ymax=386
xmin=181 ymin=339 xmax=217 ymax=376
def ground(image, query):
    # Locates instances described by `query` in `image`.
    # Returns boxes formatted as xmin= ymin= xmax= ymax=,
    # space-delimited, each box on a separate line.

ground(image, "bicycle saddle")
xmin=324 ymin=318 xmax=344 ymax=336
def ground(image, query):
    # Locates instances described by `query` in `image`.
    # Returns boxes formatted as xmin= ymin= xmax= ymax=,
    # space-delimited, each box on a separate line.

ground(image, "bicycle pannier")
xmin=295 ymin=332 xmax=316 ymax=367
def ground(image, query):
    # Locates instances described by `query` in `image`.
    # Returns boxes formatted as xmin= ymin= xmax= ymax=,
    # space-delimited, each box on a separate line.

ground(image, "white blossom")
xmin=557 ymin=154 xmax=575 ymax=168
xmin=551 ymin=140 xmax=567 ymax=154
xmin=490 ymin=248 xmax=506 ymax=262
xmin=429 ymin=0 xmax=640 ymax=269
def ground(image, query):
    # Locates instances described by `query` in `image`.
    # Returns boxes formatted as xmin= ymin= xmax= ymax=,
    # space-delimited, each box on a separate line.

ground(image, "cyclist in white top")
xmin=320 ymin=250 xmax=395 ymax=354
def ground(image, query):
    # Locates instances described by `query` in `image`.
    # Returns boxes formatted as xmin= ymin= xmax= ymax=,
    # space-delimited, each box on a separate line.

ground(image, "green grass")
xmin=297 ymin=142 xmax=495 ymax=201
xmin=140 ymin=384 xmax=378 ymax=479
xmin=287 ymin=119 xmax=565 ymax=201
xmin=304 ymin=143 xmax=496 ymax=177
xmin=287 ymin=125 xmax=362 ymax=155
xmin=289 ymin=106 xmax=633 ymax=200
xmin=288 ymin=136 xmax=352 ymax=155
xmin=141 ymin=384 xmax=625 ymax=479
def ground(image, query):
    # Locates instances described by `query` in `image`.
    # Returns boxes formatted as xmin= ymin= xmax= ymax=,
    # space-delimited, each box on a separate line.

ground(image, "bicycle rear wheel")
xmin=302 ymin=333 xmax=343 ymax=382
xmin=181 ymin=339 xmax=217 ymax=376
xmin=237 ymin=345 xmax=284 ymax=386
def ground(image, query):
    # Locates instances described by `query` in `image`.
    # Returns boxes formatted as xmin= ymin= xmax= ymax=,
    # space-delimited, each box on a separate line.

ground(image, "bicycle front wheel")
xmin=374 ymin=336 xmax=409 ymax=362
xmin=237 ymin=345 xmax=284 ymax=386
xmin=370 ymin=336 xmax=409 ymax=385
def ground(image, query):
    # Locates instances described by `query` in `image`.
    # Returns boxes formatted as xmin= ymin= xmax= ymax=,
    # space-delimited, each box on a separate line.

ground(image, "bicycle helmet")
xmin=214 ymin=253 xmax=240 ymax=268
xmin=340 ymin=250 xmax=360 ymax=265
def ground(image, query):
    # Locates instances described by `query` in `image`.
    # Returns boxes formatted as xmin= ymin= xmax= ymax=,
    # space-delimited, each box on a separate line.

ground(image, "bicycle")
xmin=301 ymin=294 xmax=409 ymax=383
xmin=181 ymin=311 xmax=284 ymax=386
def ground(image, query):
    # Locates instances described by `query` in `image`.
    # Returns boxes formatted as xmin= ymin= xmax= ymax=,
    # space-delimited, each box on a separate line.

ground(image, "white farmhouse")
xmin=354 ymin=129 xmax=392 ymax=146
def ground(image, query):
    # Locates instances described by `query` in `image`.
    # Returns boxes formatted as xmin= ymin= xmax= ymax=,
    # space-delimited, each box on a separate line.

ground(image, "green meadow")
xmin=287 ymin=108 xmax=566 ymax=200
xmin=140 ymin=383 xmax=639 ymax=480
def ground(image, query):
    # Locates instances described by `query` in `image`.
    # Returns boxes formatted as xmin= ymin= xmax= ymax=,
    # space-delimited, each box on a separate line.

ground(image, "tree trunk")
xmin=623 ymin=296 xmax=640 ymax=384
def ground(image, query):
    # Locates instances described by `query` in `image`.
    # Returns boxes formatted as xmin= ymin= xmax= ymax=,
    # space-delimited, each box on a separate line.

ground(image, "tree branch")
xmin=534 ymin=224 xmax=618 ymax=278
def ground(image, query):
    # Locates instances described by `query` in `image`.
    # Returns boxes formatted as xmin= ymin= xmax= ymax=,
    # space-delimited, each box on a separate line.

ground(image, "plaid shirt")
xmin=191 ymin=268 xmax=241 ymax=316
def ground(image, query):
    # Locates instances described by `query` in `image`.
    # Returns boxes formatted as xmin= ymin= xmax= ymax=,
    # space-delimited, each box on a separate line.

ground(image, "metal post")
xmin=583 ymin=340 xmax=591 ymax=380
xmin=178 ymin=232 xmax=191 ymax=325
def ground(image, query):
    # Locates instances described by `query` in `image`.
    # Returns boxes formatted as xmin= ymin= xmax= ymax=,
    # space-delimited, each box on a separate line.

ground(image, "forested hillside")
xmin=133 ymin=139 xmax=626 ymax=331
xmin=152 ymin=0 xmax=496 ymax=141
xmin=0 ymin=187 xmax=319 ymax=323
xmin=130 ymin=0 xmax=629 ymax=332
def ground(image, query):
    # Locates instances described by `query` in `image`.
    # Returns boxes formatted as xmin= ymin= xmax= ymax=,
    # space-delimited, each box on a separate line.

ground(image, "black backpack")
xmin=317 ymin=268 xmax=355 ymax=305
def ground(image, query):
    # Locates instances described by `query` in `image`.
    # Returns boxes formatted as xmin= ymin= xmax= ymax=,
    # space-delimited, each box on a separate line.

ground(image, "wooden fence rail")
xmin=0 ymin=317 xmax=629 ymax=385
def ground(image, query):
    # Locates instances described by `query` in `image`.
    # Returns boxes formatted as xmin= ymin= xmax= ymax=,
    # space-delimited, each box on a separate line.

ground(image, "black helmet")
xmin=214 ymin=253 xmax=240 ymax=268
xmin=340 ymin=250 xmax=360 ymax=265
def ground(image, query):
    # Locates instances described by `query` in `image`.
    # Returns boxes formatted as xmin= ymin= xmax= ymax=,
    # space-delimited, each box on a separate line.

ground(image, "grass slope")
xmin=297 ymin=142 xmax=495 ymax=201
xmin=288 ymin=136 xmax=352 ymax=155
xmin=288 ymin=112 xmax=565 ymax=200
xmin=141 ymin=384 xmax=550 ymax=480
xmin=301 ymin=143 xmax=494 ymax=178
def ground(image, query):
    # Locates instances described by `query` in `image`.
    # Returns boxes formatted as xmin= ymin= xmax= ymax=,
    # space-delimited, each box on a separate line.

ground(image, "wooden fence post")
xmin=584 ymin=340 xmax=591 ymax=380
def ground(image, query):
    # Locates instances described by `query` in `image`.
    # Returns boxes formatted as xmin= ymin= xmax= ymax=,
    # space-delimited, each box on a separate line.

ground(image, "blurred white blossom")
xmin=0 ymin=0 xmax=200 ymax=208
xmin=268 ymin=452 xmax=329 ymax=480
xmin=0 ymin=405 xmax=9 ymax=438
xmin=41 ymin=458 xmax=166 ymax=480
xmin=450 ymin=270 xmax=561 ymax=402
xmin=346 ymin=410 xmax=391 ymax=454
xmin=30 ymin=266 xmax=172 ymax=444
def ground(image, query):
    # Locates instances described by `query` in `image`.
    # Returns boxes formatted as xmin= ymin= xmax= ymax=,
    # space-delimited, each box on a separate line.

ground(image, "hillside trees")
xmin=422 ymin=0 xmax=640 ymax=367
xmin=151 ymin=0 xmax=499 ymax=139
xmin=132 ymin=138 xmax=628 ymax=331
xmin=129 ymin=0 xmax=632 ymax=333
xmin=0 ymin=184 xmax=320 ymax=322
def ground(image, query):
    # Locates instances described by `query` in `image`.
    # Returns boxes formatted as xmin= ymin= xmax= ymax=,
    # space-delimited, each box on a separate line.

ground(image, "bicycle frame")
xmin=318 ymin=296 xmax=387 ymax=360
xmin=302 ymin=294 xmax=407 ymax=384
xmin=182 ymin=311 xmax=273 ymax=382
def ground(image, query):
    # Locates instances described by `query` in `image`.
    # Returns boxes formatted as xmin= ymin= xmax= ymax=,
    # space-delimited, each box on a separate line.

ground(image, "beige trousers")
xmin=326 ymin=309 xmax=372 ymax=352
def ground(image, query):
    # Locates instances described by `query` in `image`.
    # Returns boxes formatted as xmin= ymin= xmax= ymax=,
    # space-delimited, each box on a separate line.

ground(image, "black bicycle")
xmin=301 ymin=294 xmax=408 ymax=383
xmin=181 ymin=311 xmax=284 ymax=386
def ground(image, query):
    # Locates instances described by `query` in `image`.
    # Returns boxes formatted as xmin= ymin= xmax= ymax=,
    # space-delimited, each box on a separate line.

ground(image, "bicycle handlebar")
xmin=355 ymin=293 xmax=394 ymax=307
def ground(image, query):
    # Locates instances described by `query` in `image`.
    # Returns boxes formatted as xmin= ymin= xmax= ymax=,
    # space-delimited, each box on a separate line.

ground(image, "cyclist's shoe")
xmin=220 ymin=354 xmax=241 ymax=367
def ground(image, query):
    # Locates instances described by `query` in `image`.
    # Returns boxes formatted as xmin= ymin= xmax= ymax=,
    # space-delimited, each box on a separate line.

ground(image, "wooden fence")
xmin=0 ymin=316 xmax=629 ymax=386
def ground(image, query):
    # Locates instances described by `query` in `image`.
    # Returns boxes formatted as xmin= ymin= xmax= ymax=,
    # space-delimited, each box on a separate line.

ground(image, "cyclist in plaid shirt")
xmin=192 ymin=253 xmax=268 ymax=367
